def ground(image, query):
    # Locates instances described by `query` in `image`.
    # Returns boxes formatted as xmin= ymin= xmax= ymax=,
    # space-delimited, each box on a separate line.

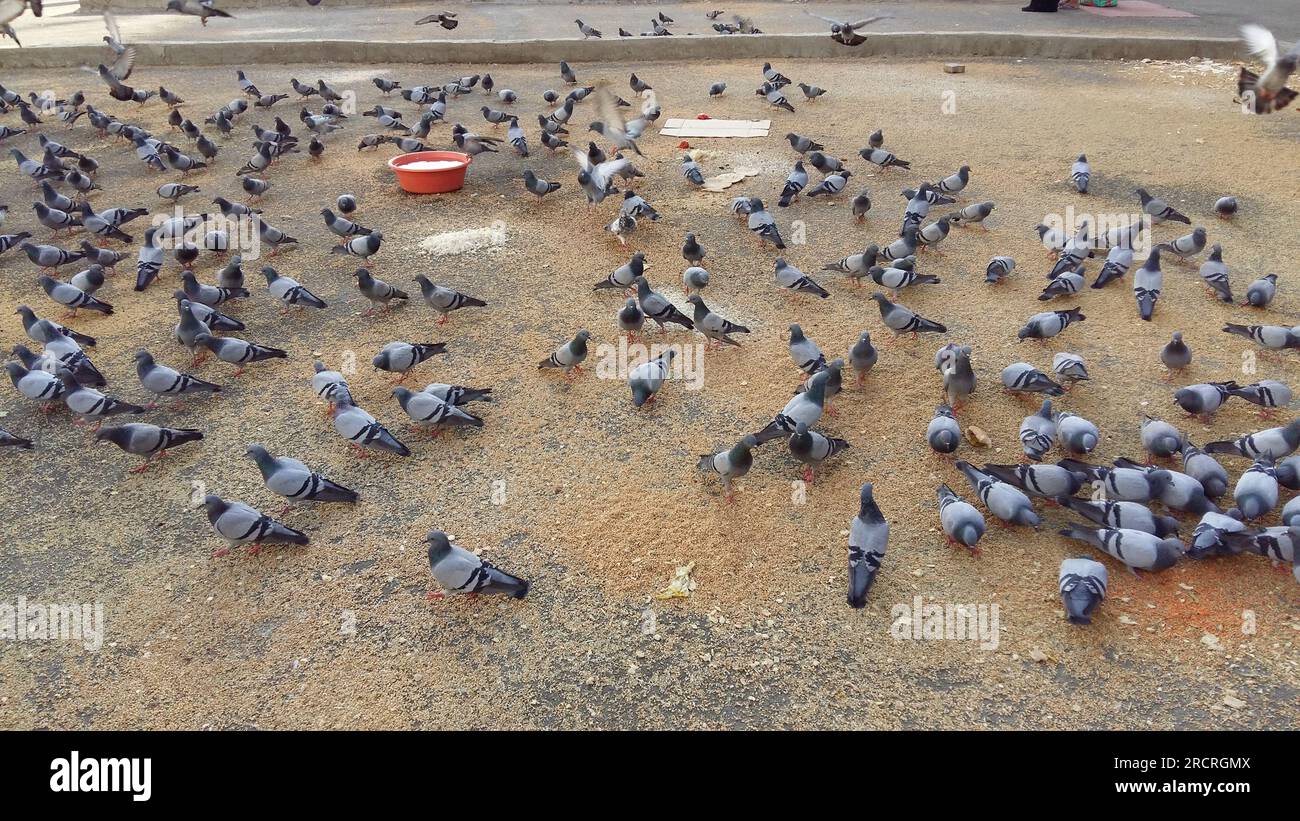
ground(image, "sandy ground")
xmin=0 ymin=55 xmax=1298 ymax=730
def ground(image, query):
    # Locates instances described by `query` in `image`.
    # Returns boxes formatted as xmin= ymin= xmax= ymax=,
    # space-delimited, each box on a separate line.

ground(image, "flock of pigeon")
xmin=1 ymin=7 xmax=1298 ymax=618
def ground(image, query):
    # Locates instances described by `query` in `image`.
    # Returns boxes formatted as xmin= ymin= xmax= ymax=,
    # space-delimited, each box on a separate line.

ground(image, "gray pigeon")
xmin=539 ymin=330 xmax=591 ymax=375
xmin=1197 ymin=244 xmax=1233 ymax=302
xmin=0 ymin=427 xmax=33 ymax=449
xmin=5 ymin=362 xmax=65 ymax=405
xmin=618 ymin=297 xmax=645 ymax=338
xmin=778 ymin=162 xmax=808 ymax=207
xmin=1277 ymin=454 xmax=1300 ymax=490
xmin=870 ymin=292 xmax=945 ymax=334
xmin=419 ymin=384 xmax=490 ymax=408
xmin=1160 ymin=332 xmax=1192 ymax=371
xmin=1038 ymin=270 xmax=1084 ymax=301
xmin=1133 ymin=248 xmax=1163 ymax=321
xmin=414 ymin=275 xmax=486 ymax=323
xmin=635 ymin=276 xmax=694 ymax=330
xmin=629 ymin=350 xmax=675 ymax=407
xmin=927 ymin=405 xmax=961 ymax=455
xmin=1156 ymin=227 xmax=1208 ymax=262
xmin=1070 ymin=154 xmax=1090 ymax=194
xmin=1057 ymin=496 xmax=1180 ymax=538
xmin=373 ymin=341 xmax=447 ymax=377
xmin=181 ymin=270 xmax=248 ymax=307
xmin=1001 ymin=362 xmax=1063 ymax=397
xmin=1228 ymin=380 xmax=1291 ymax=412
xmin=682 ymin=266 xmax=709 ymax=293
xmin=392 ymin=386 xmax=483 ymax=433
xmin=1244 ymin=274 xmax=1278 ymax=307
xmin=1091 ymin=245 xmax=1134 ymax=290
xmin=1187 ymin=509 xmax=1247 ymax=558
xmin=985 ymin=255 xmax=1015 ymax=284
xmin=203 ymin=494 xmax=307 ymax=559
xmin=332 ymin=231 xmax=383 ymax=259
xmin=847 ymin=483 xmax=888 ymax=608
xmin=1054 ymin=411 xmax=1099 ymax=455
xmin=194 ymin=333 xmax=287 ymax=375
xmin=807 ymin=170 xmax=851 ymax=198
xmin=1234 ymin=459 xmax=1279 ymax=520
xmin=1052 ymin=352 xmax=1089 ymax=383
xmin=1222 ymin=323 xmax=1300 ymax=351
xmin=788 ymin=421 xmax=849 ymax=482
xmin=775 ymin=258 xmax=829 ymax=298
xmin=787 ymin=324 xmax=826 ymax=376
xmin=752 ymin=375 xmax=826 ymax=444
xmin=949 ymin=201 xmax=994 ymax=229
xmin=1058 ymin=557 xmax=1107 ymax=625
xmin=1106 ymin=458 xmax=1212 ymax=513
xmin=1018 ymin=307 xmax=1084 ymax=340
xmin=983 ymin=462 xmax=1086 ymax=498
xmin=1173 ymin=382 xmax=1236 ymax=417
xmin=244 ymin=442 xmax=358 ymax=509
xmin=1019 ymin=400 xmax=1057 ymax=461
xmin=698 ymin=434 xmax=757 ymax=500
xmin=1141 ymin=415 xmax=1183 ymax=458
xmin=1058 ymin=524 xmax=1182 ymax=572
xmin=746 ymin=198 xmax=785 ymax=248
xmin=1221 ymin=526 xmax=1298 ymax=563
xmin=264 ymin=266 xmax=327 ymax=310
xmin=523 ymin=170 xmax=561 ymax=201
xmin=1284 ymin=497 xmax=1300 ymax=527
xmin=1136 ymin=188 xmax=1190 ymax=225
xmin=39 ymin=275 xmax=112 ymax=315
xmin=1178 ymin=437 xmax=1229 ymax=498
xmin=1214 ymin=196 xmax=1238 ymax=218
xmin=938 ymin=344 xmax=975 ymax=408
xmin=321 ymin=208 xmax=372 ymax=241
xmin=849 ymin=331 xmax=878 ymax=385
xmin=331 ymin=396 xmax=410 ymax=457
xmin=956 ymin=460 xmax=1040 ymax=527
xmin=59 ymin=371 xmax=144 ymax=424
xmin=1204 ymin=419 xmax=1300 ymax=460
xmin=937 ymin=484 xmax=985 ymax=553
xmin=932 ymin=165 xmax=970 ymax=196
xmin=354 ymin=267 xmax=408 ymax=314
xmin=425 ymin=530 xmax=529 ymax=600
xmin=93 ymin=423 xmax=203 ymax=470
xmin=135 ymin=350 xmax=220 ymax=404
xmin=594 ymin=252 xmax=645 ymax=292
xmin=686 ymin=295 xmax=748 ymax=348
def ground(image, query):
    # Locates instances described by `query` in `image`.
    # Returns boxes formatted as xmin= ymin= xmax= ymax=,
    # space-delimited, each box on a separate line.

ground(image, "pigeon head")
xmin=201 ymin=494 xmax=227 ymax=519
xmin=92 ymin=426 xmax=129 ymax=447
xmin=424 ymin=530 xmax=453 ymax=563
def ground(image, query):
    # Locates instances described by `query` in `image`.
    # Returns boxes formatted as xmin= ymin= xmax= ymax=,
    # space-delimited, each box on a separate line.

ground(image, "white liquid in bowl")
xmin=400 ymin=160 xmax=465 ymax=171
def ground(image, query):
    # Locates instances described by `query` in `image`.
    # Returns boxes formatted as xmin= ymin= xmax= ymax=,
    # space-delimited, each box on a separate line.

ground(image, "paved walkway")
xmin=4 ymin=0 xmax=1295 ymax=50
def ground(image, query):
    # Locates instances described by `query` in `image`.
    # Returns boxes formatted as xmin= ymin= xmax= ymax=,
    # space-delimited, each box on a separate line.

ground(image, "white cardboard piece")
xmin=658 ymin=118 xmax=772 ymax=138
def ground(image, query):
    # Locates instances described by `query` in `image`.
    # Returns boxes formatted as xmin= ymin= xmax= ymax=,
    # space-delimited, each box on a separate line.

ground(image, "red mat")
xmin=1079 ymin=1 xmax=1198 ymax=18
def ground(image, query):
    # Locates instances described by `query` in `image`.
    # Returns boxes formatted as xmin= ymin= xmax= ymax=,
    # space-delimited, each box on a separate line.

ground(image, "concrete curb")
xmin=0 ymin=32 xmax=1242 ymax=71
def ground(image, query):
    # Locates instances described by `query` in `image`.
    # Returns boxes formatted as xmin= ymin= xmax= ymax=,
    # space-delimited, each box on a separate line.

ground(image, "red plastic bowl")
xmin=388 ymin=151 xmax=473 ymax=194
